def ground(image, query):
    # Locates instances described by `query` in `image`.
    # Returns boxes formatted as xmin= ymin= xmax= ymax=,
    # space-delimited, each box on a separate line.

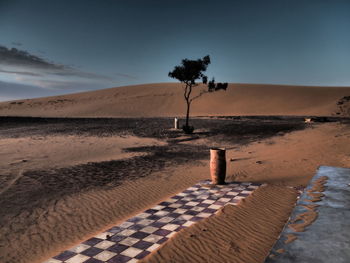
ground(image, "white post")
xmin=174 ymin=117 xmax=179 ymax=129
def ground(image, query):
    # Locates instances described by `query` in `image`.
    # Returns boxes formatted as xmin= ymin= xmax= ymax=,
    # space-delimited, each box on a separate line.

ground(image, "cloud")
xmin=0 ymin=45 xmax=64 ymax=70
xmin=0 ymin=45 xmax=113 ymax=81
xmin=115 ymin=72 xmax=138 ymax=80
xmin=0 ymin=68 xmax=42 ymax=76
xmin=11 ymin=42 xmax=23 ymax=47
xmin=52 ymin=68 xmax=114 ymax=81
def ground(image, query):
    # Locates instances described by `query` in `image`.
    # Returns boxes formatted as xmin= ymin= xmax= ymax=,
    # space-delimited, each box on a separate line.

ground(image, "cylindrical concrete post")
xmin=210 ymin=148 xmax=226 ymax=185
xmin=174 ymin=117 xmax=179 ymax=129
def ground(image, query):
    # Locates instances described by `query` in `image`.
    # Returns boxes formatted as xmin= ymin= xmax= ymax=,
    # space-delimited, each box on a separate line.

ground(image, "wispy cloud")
xmin=115 ymin=72 xmax=138 ymax=80
xmin=0 ymin=45 xmax=113 ymax=81
xmin=0 ymin=45 xmax=64 ymax=70
xmin=0 ymin=68 xmax=42 ymax=76
xmin=11 ymin=41 xmax=23 ymax=47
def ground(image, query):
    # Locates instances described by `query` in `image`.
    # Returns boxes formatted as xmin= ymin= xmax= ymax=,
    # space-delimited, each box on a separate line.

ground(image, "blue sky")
xmin=0 ymin=0 xmax=350 ymax=101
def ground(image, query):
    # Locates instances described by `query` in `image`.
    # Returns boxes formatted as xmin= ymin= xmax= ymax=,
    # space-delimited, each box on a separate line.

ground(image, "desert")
xmin=0 ymin=83 xmax=349 ymax=263
xmin=1 ymin=1 xmax=350 ymax=262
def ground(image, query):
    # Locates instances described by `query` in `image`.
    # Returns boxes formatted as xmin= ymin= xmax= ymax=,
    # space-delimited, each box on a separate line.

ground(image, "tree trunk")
xmin=185 ymin=100 xmax=190 ymax=127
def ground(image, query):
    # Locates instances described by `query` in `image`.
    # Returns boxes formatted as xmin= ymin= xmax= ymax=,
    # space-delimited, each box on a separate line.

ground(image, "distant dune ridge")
xmin=0 ymin=83 xmax=350 ymax=117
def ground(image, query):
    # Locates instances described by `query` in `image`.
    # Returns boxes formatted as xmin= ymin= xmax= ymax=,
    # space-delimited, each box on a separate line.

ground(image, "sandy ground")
xmin=141 ymin=185 xmax=298 ymax=263
xmin=0 ymin=83 xmax=349 ymax=263
xmin=142 ymin=122 xmax=350 ymax=262
xmin=0 ymin=83 xmax=350 ymax=117
xmin=0 ymin=116 xmax=349 ymax=263
xmin=0 ymin=135 xmax=166 ymax=178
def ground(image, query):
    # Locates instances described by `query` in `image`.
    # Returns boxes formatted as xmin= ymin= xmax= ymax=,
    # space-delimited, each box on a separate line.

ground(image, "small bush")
xmin=182 ymin=125 xmax=194 ymax=134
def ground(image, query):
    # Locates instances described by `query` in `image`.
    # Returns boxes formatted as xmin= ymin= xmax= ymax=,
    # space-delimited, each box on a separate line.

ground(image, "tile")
xmin=166 ymin=212 xmax=181 ymax=218
xmin=161 ymin=224 xmax=179 ymax=231
xmin=47 ymin=180 xmax=260 ymax=263
xmin=159 ymin=201 xmax=171 ymax=206
xmin=185 ymin=201 xmax=200 ymax=206
xmin=95 ymin=232 xmax=113 ymax=240
xmin=168 ymin=203 xmax=182 ymax=208
xmin=118 ymin=229 xmax=136 ymax=236
xmin=107 ymin=244 xmax=129 ymax=254
xmin=94 ymin=240 xmax=115 ymax=250
xmin=138 ymin=219 xmax=155 ymax=225
xmin=147 ymin=215 xmax=161 ymax=221
xmin=156 ymin=237 xmax=169 ymax=244
xmin=197 ymin=202 xmax=210 ymax=207
xmin=144 ymin=209 xmax=158 ymax=214
xmin=107 ymin=254 xmax=131 ymax=263
xmin=164 ymin=198 xmax=178 ymax=203
xmin=133 ymin=240 xmax=154 ymax=250
xmin=171 ymin=219 xmax=187 ymax=225
xmin=196 ymin=212 xmax=212 ymax=218
xmin=83 ymin=238 xmax=103 ymax=246
xmin=108 ymin=226 xmax=123 ymax=234
xmin=119 ymin=237 xmax=140 ymax=246
xmin=208 ymin=204 xmax=222 ymax=210
xmin=149 ymin=221 xmax=167 ymax=228
xmin=53 ymin=251 xmax=76 ymax=261
xmin=128 ymin=224 xmax=145 ymax=231
xmin=43 ymin=259 xmax=61 ymax=263
xmin=182 ymin=221 xmax=195 ymax=227
xmin=121 ymin=247 xmax=143 ymax=257
xmin=119 ymin=222 xmax=134 ymax=229
xmin=84 ymin=258 xmax=104 ymax=263
xmin=140 ymin=226 xmax=158 ymax=234
xmin=68 ymin=244 xmax=90 ymax=254
xmin=191 ymin=206 xmax=205 ymax=212
xmin=177 ymin=214 xmax=193 ymax=221
xmin=81 ymin=247 xmax=104 ymax=257
xmin=218 ymin=197 xmax=231 ymax=202
xmin=202 ymin=199 xmax=215 ymax=204
xmin=151 ymin=205 xmax=166 ymax=210
xmin=157 ymin=216 xmax=174 ymax=223
xmin=153 ymin=210 xmax=169 ymax=217
xmin=173 ymin=208 xmax=187 ymax=214
xmin=65 ymin=254 xmax=90 ymax=263
xmin=127 ymin=216 xmax=143 ymax=223
xmin=146 ymin=243 xmax=161 ymax=252
xmin=143 ymin=234 xmax=163 ymax=243
xmin=134 ymin=250 xmax=151 ymax=260
xmin=190 ymin=216 xmax=204 ymax=222
xmin=109 ymin=235 xmax=126 ymax=242
xmin=184 ymin=210 xmax=199 ymax=216
xmin=94 ymin=250 xmax=117 ymax=261
xmin=136 ymin=212 xmax=152 ymax=218
xmin=130 ymin=231 xmax=149 ymax=239
xmin=162 ymin=207 xmax=177 ymax=212
xmin=153 ymin=229 xmax=172 ymax=236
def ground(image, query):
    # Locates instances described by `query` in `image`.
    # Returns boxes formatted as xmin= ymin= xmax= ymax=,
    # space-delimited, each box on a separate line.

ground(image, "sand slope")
xmin=1 ymin=83 xmax=350 ymax=117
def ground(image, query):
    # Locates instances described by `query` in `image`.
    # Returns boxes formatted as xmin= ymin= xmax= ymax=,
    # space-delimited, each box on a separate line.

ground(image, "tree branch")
xmin=190 ymin=89 xmax=209 ymax=102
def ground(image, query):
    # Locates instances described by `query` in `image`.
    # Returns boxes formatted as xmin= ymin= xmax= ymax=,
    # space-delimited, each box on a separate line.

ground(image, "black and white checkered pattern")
xmin=44 ymin=180 xmax=260 ymax=263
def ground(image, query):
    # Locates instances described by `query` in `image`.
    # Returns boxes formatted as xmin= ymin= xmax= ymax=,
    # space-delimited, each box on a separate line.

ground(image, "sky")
xmin=0 ymin=0 xmax=350 ymax=101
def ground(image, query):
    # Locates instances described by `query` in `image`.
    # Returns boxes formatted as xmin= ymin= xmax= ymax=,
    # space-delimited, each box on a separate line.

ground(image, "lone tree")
xmin=168 ymin=55 xmax=227 ymax=133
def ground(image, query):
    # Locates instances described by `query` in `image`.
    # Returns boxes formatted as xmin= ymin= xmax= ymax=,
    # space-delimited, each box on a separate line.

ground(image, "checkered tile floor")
xmin=45 ymin=180 xmax=260 ymax=263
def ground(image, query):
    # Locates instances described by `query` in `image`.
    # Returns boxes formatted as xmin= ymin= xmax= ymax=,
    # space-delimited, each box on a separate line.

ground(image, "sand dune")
xmin=0 ymin=83 xmax=350 ymax=117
